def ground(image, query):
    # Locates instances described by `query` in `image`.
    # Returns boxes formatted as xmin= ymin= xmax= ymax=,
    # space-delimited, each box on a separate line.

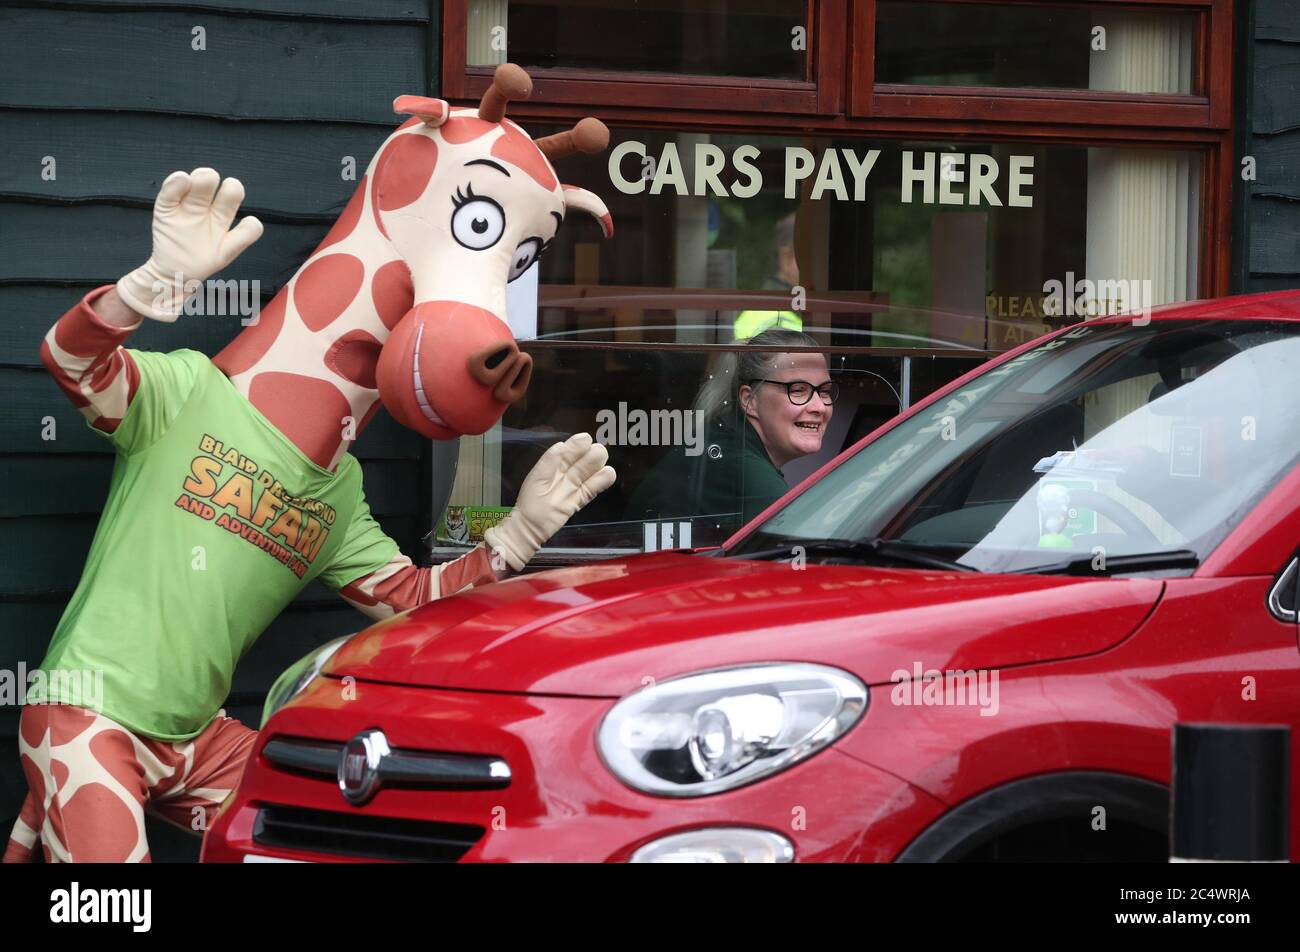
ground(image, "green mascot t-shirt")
xmin=28 ymin=349 xmax=398 ymax=741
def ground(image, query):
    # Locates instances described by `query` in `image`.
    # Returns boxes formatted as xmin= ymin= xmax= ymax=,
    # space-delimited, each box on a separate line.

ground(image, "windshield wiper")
xmin=1016 ymin=549 xmax=1200 ymax=576
xmin=733 ymin=537 xmax=978 ymax=572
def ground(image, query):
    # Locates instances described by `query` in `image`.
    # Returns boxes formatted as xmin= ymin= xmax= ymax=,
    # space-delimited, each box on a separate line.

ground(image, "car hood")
xmin=327 ymin=552 xmax=1162 ymax=697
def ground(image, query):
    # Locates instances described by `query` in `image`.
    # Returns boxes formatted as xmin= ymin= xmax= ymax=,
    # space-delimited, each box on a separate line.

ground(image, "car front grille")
xmin=261 ymin=735 xmax=511 ymax=790
xmin=253 ymin=805 xmax=485 ymax=862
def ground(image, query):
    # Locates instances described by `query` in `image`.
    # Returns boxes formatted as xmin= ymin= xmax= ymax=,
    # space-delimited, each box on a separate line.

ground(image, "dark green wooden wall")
xmin=1235 ymin=0 xmax=1300 ymax=293
xmin=0 ymin=0 xmax=438 ymax=859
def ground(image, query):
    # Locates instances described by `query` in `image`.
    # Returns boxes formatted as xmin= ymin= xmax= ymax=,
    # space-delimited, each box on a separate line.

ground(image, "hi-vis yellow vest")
xmin=733 ymin=308 xmax=803 ymax=340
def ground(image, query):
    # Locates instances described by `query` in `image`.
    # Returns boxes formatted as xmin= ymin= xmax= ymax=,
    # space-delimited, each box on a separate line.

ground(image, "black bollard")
xmin=1171 ymin=723 xmax=1289 ymax=862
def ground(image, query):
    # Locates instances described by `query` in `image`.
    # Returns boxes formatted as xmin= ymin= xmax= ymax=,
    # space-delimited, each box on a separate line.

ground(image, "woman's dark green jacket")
xmin=624 ymin=415 xmax=789 ymax=531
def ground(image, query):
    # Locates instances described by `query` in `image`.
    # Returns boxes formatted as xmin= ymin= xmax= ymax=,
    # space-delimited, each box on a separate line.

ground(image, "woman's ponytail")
xmin=693 ymin=328 xmax=821 ymax=422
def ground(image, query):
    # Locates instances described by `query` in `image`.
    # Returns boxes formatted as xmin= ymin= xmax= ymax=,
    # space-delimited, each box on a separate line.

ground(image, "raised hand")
xmin=483 ymin=432 xmax=617 ymax=571
xmin=115 ymin=168 xmax=264 ymax=322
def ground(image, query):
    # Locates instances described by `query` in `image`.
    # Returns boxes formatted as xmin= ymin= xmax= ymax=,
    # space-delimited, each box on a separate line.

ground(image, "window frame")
xmin=442 ymin=0 xmax=847 ymax=115
xmin=855 ymin=0 xmax=1233 ymax=128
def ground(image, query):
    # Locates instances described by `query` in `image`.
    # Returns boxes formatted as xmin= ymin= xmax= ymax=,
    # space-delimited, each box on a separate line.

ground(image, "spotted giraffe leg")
xmin=144 ymin=709 xmax=257 ymax=838
xmin=2 ymin=789 xmax=41 ymax=862
xmin=7 ymin=705 xmax=258 ymax=863
xmin=9 ymin=703 xmax=154 ymax=862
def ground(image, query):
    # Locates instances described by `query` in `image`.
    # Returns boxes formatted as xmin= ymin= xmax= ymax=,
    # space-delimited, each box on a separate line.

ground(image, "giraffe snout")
xmin=468 ymin=341 xmax=532 ymax=404
xmin=376 ymin=300 xmax=525 ymax=439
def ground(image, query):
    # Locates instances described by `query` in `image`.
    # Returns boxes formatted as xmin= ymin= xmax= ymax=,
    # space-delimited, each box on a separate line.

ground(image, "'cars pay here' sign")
xmin=609 ymin=141 xmax=1036 ymax=206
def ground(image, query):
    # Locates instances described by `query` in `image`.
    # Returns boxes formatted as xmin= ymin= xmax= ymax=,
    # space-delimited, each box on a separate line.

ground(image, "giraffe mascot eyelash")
xmin=4 ymin=65 xmax=616 ymax=863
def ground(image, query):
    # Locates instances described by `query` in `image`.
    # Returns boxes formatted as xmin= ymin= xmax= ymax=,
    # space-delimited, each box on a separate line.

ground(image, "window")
xmin=875 ymin=2 xmax=1199 ymax=95
xmin=477 ymin=0 xmax=808 ymax=79
xmin=445 ymin=0 xmax=845 ymax=113
xmin=856 ymin=0 xmax=1232 ymax=125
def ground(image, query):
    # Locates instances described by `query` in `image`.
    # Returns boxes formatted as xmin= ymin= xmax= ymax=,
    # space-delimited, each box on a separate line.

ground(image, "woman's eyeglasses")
xmin=746 ymin=379 xmax=839 ymax=406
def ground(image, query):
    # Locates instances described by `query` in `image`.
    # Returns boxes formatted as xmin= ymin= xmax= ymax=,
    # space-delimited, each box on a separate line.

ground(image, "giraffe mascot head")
xmin=213 ymin=63 xmax=613 ymax=467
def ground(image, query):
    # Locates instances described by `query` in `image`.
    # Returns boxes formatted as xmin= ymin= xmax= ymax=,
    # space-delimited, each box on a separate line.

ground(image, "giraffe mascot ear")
xmin=392 ymin=94 xmax=451 ymax=128
xmin=561 ymin=185 xmax=614 ymax=239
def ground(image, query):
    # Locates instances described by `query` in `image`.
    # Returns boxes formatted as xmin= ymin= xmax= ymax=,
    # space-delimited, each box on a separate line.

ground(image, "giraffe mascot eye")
xmin=451 ymin=197 xmax=505 ymax=250
xmin=508 ymin=238 xmax=542 ymax=282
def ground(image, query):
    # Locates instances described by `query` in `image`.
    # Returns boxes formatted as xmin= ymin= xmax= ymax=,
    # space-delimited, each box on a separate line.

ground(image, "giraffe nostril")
xmin=494 ymin=352 xmax=532 ymax=404
xmin=467 ymin=338 xmax=522 ymax=390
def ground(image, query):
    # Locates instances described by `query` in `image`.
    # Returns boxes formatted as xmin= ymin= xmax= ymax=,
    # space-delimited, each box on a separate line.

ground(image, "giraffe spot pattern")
xmin=212 ymin=291 xmax=286 ymax=378
xmin=315 ymin=174 xmax=367 ymax=253
xmin=90 ymin=727 xmax=151 ymax=797
xmin=53 ymin=311 xmax=108 ymax=358
xmin=492 ymin=120 xmax=558 ymax=191
xmin=86 ymin=350 xmax=126 ymax=394
xmin=325 ymin=329 xmax=384 ymax=390
xmin=440 ymin=115 xmax=495 ymax=144
xmin=356 ymin=397 xmax=383 ymax=434
xmin=248 ymin=372 xmax=355 ymax=468
xmin=60 ymin=783 xmax=138 ymax=862
xmin=371 ymin=259 xmax=414 ymax=331
xmin=20 ymin=707 xmax=47 ymax=748
xmin=47 ymin=705 xmax=97 ymax=747
xmin=293 ymin=253 xmax=366 ymax=332
xmin=19 ymin=754 xmax=44 ymax=808
xmin=51 ymin=758 xmax=69 ymax=793
xmin=374 ymin=133 xmax=439 ymax=214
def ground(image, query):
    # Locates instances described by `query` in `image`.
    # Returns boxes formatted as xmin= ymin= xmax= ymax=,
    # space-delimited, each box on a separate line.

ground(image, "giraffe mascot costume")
xmin=5 ymin=65 xmax=617 ymax=863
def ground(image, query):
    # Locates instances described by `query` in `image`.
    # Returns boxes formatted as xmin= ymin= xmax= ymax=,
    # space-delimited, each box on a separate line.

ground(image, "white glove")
xmin=484 ymin=433 xmax=616 ymax=571
xmin=116 ymin=167 xmax=264 ymax=322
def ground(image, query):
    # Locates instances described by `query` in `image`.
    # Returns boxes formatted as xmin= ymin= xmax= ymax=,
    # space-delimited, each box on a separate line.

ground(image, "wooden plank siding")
xmin=0 ymin=0 xmax=438 ymax=859
xmin=0 ymin=7 xmax=428 ymax=122
xmin=1240 ymin=1 xmax=1300 ymax=290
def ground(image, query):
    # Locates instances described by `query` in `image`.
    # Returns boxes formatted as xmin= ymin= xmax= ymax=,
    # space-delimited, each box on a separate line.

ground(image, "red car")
xmin=203 ymin=291 xmax=1300 ymax=863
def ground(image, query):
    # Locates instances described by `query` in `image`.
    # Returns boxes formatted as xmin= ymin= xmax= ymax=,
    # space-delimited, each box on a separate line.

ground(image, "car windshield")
xmin=729 ymin=319 xmax=1300 ymax=573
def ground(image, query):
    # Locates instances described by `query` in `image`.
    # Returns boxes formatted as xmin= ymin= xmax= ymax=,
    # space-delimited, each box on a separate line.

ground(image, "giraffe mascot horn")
xmin=7 ymin=63 xmax=616 ymax=863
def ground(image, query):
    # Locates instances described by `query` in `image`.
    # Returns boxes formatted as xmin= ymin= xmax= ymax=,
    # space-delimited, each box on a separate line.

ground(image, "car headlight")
xmin=597 ymin=663 xmax=867 ymax=797
xmin=260 ymin=635 xmax=352 ymax=727
xmin=629 ymin=828 xmax=795 ymax=863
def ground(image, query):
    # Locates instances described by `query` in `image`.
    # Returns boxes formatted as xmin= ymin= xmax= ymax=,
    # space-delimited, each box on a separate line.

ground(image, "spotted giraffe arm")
xmin=41 ymin=285 xmax=146 ymax=433
xmin=336 ymin=544 xmax=508 ymax=621
xmin=336 ymin=436 xmax=615 ymax=620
